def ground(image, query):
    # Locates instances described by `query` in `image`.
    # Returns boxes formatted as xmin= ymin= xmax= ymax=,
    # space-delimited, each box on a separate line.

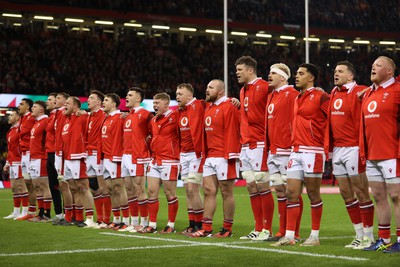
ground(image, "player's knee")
xmin=147 ymin=186 xmax=157 ymax=198
xmin=254 ymin=171 xmax=269 ymax=184
xmin=181 ymin=175 xmax=188 ymax=185
xmin=307 ymin=190 xmax=321 ymax=203
xmin=187 ymin=172 xmax=203 ymax=185
xmin=285 ymin=187 xmax=298 ymax=201
xmin=11 ymin=186 xmax=17 ymax=194
xmin=113 ymin=182 xmax=123 ymax=193
xmin=220 ymin=186 xmax=233 ymax=199
xmin=354 ymin=190 xmax=370 ymax=203
xmin=124 ymin=186 xmax=134 ymax=196
xmin=203 ymin=184 xmax=217 ymax=197
xmin=389 ymin=190 xmax=400 ymax=204
xmin=339 ymin=187 xmax=353 ymax=201
xmin=242 ymin=170 xmax=255 ymax=183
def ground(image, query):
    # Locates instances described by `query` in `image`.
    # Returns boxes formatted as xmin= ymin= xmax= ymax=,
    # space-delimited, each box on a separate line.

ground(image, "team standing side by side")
xmin=2 ymin=55 xmax=400 ymax=253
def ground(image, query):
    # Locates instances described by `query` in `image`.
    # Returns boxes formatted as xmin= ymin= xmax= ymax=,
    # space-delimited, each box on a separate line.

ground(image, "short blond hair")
xmin=377 ymin=56 xmax=396 ymax=75
xmin=270 ymin=63 xmax=291 ymax=80
xmin=153 ymin=92 xmax=170 ymax=104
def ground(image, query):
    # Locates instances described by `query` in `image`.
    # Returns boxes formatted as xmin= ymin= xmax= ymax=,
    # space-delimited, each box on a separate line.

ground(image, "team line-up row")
xmin=3 ymin=55 xmax=400 ymax=253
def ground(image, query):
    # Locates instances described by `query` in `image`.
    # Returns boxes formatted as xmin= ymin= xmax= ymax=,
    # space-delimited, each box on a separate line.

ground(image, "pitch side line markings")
xmin=101 ymin=232 xmax=368 ymax=262
xmin=0 ymin=244 xmax=198 ymax=257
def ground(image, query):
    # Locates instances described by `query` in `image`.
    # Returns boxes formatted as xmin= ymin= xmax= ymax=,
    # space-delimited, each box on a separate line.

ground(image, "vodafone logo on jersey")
xmin=102 ymin=125 xmax=107 ymax=134
xmin=267 ymin=104 xmax=274 ymax=114
xmin=367 ymin=101 xmax=377 ymax=113
xmin=333 ymin=99 xmax=343 ymax=110
xmin=30 ymin=128 xmax=35 ymax=136
xmin=125 ymin=119 xmax=132 ymax=128
xmin=63 ymin=124 xmax=70 ymax=131
xmin=205 ymin=116 xmax=212 ymax=126
xmin=243 ymin=97 xmax=249 ymax=107
xmin=180 ymin=117 xmax=188 ymax=127
xmin=88 ymin=121 xmax=93 ymax=130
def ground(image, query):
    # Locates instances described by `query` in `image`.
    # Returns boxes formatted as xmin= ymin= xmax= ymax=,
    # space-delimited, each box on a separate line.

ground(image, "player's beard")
xmin=205 ymin=94 xmax=217 ymax=103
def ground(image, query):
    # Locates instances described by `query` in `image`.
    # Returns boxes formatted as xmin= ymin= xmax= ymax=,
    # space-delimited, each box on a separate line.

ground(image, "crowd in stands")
xmin=1 ymin=26 xmax=399 ymax=101
xmin=18 ymin=0 xmax=400 ymax=32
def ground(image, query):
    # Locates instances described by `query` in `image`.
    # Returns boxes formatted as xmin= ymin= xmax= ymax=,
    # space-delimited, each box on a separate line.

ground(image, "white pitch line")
xmin=319 ymin=235 xmax=354 ymax=240
xmin=0 ymin=244 xmax=198 ymax=257
xmin=101 ymin=232 xmax=368 ymax=262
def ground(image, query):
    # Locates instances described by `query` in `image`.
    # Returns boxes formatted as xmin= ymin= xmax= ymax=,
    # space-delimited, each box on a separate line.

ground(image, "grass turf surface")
xmin=0 ymin=187 xmax=399 ymax=266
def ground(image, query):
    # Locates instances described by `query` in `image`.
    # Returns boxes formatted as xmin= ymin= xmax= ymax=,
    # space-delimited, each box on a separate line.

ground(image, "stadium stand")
xmin=18 ymin=0 xmax=400 ymax=32
xmin=1 ymin=26 xmax=399 ymax=99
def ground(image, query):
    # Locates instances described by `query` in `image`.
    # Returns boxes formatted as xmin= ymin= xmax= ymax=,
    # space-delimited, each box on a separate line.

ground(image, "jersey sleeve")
xmin=224 ymin=104 xmax=241 ymax=159
xmin=189 ymin=101 xmax=205 ymax=158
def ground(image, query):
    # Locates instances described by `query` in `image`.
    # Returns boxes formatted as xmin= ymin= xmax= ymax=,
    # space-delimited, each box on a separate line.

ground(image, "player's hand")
xmin=3 ymin=164 xmax=10 ymax=172
xmin=120 ymin=112 xmax=128 ymax=119
xmin=357 ymin=88 xmax=369 ymax=100
xmin=145 ymin=135 xmax=151 ymax=143
xmin=75 ymin=110 xmax=87 ymax=117
xmin=230 ymin=98 xmax=240 ymax=108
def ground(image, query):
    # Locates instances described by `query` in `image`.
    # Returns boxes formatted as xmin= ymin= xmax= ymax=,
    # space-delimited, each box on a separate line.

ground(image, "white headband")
xmin=270 ymin=67 xmax=289 ymax=80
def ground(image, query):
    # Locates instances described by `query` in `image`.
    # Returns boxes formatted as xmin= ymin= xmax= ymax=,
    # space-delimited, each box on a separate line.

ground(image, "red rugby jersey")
xmin=18 ymin=112 xmax=35 ymax=152
xmin=179 ymin=98 xmax=205 ymax=157
xmin=30 ymin=115 xmax=48 ymax=160
xmin=203 ymin=96 xmax=241 ymax=159
xmin=239 ymin=78 xmax=271 ymax=148
xmin=45 ymin=109 xmax=57 ymax=153
xmin=6 ymin=123 xmax=21 ymax=165
xmin=101 ymin=110 xmax=124 ymax=162
xmin=324 ymin=82 xmax=367 ymax=154
xmin=265 ymin=85 xmax=299 ymax=155
xmin=62 ymin=113 xmax=88 ymax=160
xmin=292 ymin=88 xmax=330 ymax=154
xmin=54 ymin=107 xmax=67 ymax=156
xmin=360 ymin=78 xmax=400 ymax=161
xmin=123 ymin=107 xmax=153 ymax=164
xmin=86 ymin=108 xmax=106 ymax=156
xmin=150 ymin=109 xmax=180 ymax=164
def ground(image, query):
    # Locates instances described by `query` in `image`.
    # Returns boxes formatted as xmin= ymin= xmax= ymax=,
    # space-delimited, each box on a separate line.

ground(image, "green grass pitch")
xmin=0 ymin=187 xmax=399 ymax=266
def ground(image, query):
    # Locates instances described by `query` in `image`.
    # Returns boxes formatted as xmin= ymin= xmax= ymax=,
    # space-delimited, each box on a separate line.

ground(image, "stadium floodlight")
xmin=179 ymin=27 xmax=197 ymax=32
xmin=47 ymin=25 xmax=59 ymax=29
xmin=253 ymin=41 xmax=268 ymax=45
xmin=34 ymin=15 xmax=54 ymax=20
xmin=103 ymin=30 xmax=114 ymax=33
xmin=2 ymin=13 xmax=22 ymax=18
xmin=137 ymin=32 xmax=145 ymax=36
xmin=72 ymin=27 xmax=90 ymax=31
xmin=231 ymin=31 xmax=247 ymax=36
xmin=256 ymin=33 xmax=272 ymax=38
xmin=152 ymin=25 xmax=170 ymax=30
xmin=277 ymin=43 xmax=289 ymax=46
xmin=205 ymin=29 xmax=222 ymax=34
xmin=303 ymin=37 xmax=320 ymax=42
xmin=330 ymin=45 xmax=341 ymax=49
xmin=379 ymin=41 xmax=396 ymax=45
xmin=353 ymin=40 xmax=370 ymax=44
xmin=65 ymin=18 xmax=84 ymax=23
xmin=13 ymin=22 xmax=22 ymax=26
xmin=95 ymin=20 xmax=113 ymax=25
xmin=124 ymin=23 xmax=142 ymax=27
xmin=328 ymin=38 xmax=345 ymax=43
xmin=280 ymin=35 xmax=296 ymax=40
